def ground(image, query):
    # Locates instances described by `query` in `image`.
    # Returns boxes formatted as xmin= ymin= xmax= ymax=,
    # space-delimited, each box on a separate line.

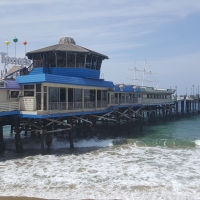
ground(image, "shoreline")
xmin=0 ymin=197 xmax=48 ymax=200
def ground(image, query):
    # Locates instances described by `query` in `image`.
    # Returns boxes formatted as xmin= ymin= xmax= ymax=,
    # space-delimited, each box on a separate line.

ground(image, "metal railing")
xmin=48 ymin=101 xmax=106 ymax=111
xmin=49 ymin=102 xmax=67 ymax=110
xmin=0 ymin=102 xmax=19 ymax=112
xmin=97 ymin=100 xmax=107 ymax=108
xmin=84 ymin=102 xmax=95 ymax=109
xmin=141 ymin=99 xmax=173 ymax=105
xmin=68 ymin=102 xmax=82 ymax=110
xmin=110 ymin=98 xmax=138 ymax=105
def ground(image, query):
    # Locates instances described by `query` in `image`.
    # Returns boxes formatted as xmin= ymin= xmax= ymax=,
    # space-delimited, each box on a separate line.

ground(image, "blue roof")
xmin=17 ymin=73 xmax=114 ymax=88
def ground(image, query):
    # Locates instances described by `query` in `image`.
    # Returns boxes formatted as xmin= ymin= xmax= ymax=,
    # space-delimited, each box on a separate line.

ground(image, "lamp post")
xmin=175 ymin=86 xmax=177 ymax=99
xmin=5 ymin=39 xmax=10 ymax=72
xmin=13 ymin=37 xmax=18 ymax=65
xmin=175 ymin=86 xmax=178 ymax=113
xmin=23 ymin=40 xmax=27 ymax=56
xmin=198 ymin=85 xmax=200 ymax=113
xmin=193 ymin=85 xmax=194 ymax=113
xmin=193 ymin=85 xmax=194 ymax=96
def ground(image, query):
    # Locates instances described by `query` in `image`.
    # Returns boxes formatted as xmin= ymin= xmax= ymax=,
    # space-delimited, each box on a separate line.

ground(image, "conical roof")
xmin=26 ymin=37 xmax=108 ymax=59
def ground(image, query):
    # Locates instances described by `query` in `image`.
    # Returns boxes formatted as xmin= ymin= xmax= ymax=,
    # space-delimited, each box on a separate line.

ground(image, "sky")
xmin=0 ymin=0 xmax=200 ymax=95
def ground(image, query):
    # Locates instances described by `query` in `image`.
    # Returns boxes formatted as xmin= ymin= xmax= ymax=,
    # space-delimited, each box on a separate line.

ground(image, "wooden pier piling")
xmin=0 ymin=117 xmax=5 ymax=152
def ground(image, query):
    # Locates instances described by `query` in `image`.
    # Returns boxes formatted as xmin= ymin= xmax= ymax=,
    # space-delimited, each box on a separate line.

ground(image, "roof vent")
xmin=59 ymin=37 xmax=76 ymax=45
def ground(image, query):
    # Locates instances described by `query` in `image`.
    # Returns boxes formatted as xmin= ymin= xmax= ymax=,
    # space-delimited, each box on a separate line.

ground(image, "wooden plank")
xmin=46 ymin=128 xmax=71 ymax=133
xmin=72 ymin=116 xmax=92 ymax=124
xmin=45 ymin=118 xmax=72 ymax=128
xmin=44 ymin=117 xmax=65 ymax=127
xmin=91 ymin=115 xmax=117 ymax=122
xmin=116 ymin=110 xmax=135 ymax=122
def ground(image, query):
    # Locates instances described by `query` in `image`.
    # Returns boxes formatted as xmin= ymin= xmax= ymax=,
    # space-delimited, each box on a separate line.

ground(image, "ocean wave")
xmin=195 ymin=140 xmax=200 ymax=147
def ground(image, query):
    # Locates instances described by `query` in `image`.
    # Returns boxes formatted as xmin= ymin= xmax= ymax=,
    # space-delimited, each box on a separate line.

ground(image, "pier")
xmin=0 ymin=37 xmax=199 ymax=154
xmin=1 ymin=94 xmax=199 ymax=154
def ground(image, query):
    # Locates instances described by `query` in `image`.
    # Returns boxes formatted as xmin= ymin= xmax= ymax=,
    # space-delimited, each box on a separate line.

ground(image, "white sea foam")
xmin=195 ymin=140 xmax=200 ymax=147
xmin=3 ymin=136 xmax=116 ymax=150
xmin=51 ymin=137 xmax=114 ymax=149
xmin=1 ymin=142 xmax=200 ymax=199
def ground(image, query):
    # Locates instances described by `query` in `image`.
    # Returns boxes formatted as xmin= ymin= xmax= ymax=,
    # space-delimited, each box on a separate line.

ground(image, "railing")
xmin=110 ymin=98 xmax=138 ymax=105
xmin=32 ymin=61 xmax=88 ymax=68
xmin=0 ymin=102 xmax=19 ymax=112
xmin=84 ymin=102 xmax=95 ymax=109
xmin=68 ymin=102 xmax=82 ymax=110
xmin=48 ymin=101 xmax=104 ymax=111
xmin=49 ymin=102 xmax=67 ymax=110
xmin=27 ymin=63 xmax=34 ymax=72
xmin=141 ymin=99 xmax=174 ymax=105
xmin=97 ymin=100 xmax=107 ymax=108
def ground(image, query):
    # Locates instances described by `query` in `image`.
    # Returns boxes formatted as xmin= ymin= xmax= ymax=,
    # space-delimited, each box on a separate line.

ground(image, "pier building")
xmin=0 ymin=37 xmax=177 ymax=153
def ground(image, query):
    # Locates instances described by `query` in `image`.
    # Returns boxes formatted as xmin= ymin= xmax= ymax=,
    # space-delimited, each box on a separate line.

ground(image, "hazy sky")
xmin=0 ymin=0 xmax=200 ymax=95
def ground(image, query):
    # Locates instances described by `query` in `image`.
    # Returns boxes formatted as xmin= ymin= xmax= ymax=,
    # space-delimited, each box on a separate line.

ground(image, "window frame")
xmin=9 ymin=90 xmax=21 ymax=99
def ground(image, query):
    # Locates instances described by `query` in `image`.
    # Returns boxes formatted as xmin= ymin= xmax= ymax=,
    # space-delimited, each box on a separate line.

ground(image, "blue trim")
xmin=17 ymin=74 xmax=114 ymax=88
xmin=0 ymin=110 xmax=20 ymax=117
xmin=18 ymin=110 xmax=110 ymax=118
xmin=18 ymin=104 xmax=143 ymax=118
xmin=29 ymin=67 xmax=101 ymax=79
xmin=109 ymin=104 xmax=143 ymax=110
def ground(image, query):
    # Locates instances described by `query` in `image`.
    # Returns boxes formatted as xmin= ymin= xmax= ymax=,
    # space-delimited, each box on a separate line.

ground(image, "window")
xmin=24 ymin=85 xmax=34 ymax=89
xmin=43 ymin=86 xmax=47 ymax=110
xmin=0 ymin=82 xmax=5 ymax=87
xmin=24 ymin=84 xmax=34 ymax=96
xmin=43 ymin=86 xmax=47 ymax=92
xmin=9 ymin=91 xmax=20 ymax=98
xmin=36 ymin=84 xmax=41 ymax=92
xmin=24 ymin=91 xmax=34 ymax=96
xmin=0 ymin=81 xmax=6 ymax=88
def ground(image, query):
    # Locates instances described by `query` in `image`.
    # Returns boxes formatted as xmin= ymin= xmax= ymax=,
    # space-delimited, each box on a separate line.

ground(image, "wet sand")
xmin=0 ymin=197 xmax=48 ymax=200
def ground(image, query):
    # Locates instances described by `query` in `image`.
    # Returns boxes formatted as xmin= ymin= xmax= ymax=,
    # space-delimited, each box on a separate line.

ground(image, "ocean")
xmin=0 ymin=115 xmax=200 ymax=200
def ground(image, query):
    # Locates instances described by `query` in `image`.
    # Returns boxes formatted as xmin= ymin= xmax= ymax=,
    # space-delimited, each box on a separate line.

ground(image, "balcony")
xmin=0 ymin=102 xmax=20 ymax=116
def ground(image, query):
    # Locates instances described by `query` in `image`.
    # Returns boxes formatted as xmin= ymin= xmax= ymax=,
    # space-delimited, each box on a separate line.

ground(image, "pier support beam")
xmin=198 ymin=98 xmax=200 ymax=113
xmin=181 ymin=101 xmax=184 ymax=114
xmin=15 ymin=118 xmax=23 ymax=153
xmin=41 ymin=130 xmax=45 ymax=155
xmin=69 ymin=117 xmax=74 ymax=149
xmin=46 ymin=134 xmax=52 ymax=149
xmin=139 ymin=110 xmax=143 ymax=132
xmin=0 ymin=117 xmax=5 ymax=152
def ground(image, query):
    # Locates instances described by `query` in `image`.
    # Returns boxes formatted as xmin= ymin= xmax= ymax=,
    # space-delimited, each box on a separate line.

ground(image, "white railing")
xmin=141 ymin=99 xmax=174 ymax=105
xmin=68 ymin=102 xmax=82 ymax=110
xmin=110 ymin=98 xmax=138 ymax=105
xmin=49 ymin=102 xmax=67 ymax=110
xmin=48 ymin=101 xmax=105 ymax=111
xmin=0 ymin=102 xmax=19 ymax=112
xmin=84 ymin=102 xmax=95 ymax=109
xmin=97 ymin=100 xmax=107 ymax=108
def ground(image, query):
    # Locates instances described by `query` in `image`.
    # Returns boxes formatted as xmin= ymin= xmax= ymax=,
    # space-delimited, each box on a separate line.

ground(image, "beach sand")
xmin=0 ymin=197 xmax=48 ymax=200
